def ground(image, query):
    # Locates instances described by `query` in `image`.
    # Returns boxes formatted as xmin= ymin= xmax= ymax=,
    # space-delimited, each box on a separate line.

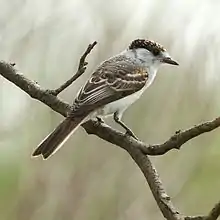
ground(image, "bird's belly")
xmin=94 ymin=88 xmax=145 ymax=117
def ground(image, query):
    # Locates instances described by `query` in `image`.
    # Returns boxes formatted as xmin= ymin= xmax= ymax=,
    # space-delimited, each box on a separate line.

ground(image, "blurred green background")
xmin=0 ymin=0 xmax=220 ymax=219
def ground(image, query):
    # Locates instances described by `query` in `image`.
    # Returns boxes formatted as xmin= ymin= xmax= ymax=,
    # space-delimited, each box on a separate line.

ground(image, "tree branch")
xmin=140 ymin=117 xmax=220 ymax=155
xmin=1 ymin=42 xmax=219 ymax=220
xmin=50 ymin=41 xmax=97 ymax=96
xmin=185 ymin=200 xmax=220 ymax=220
xmin=128 ymin=148 xmax=182 ymax=220
xmin=206 ymin=201 xmax=220 ymax=220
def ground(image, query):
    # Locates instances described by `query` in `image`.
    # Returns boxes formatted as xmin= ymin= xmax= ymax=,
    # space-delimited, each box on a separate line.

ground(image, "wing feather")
xmin=71 ymin=55 xmax=148 ymax=116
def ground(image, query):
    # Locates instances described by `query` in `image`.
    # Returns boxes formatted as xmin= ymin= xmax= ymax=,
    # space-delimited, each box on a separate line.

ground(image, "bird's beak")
xmin=162 ymin=57 xmax=179 ymax=65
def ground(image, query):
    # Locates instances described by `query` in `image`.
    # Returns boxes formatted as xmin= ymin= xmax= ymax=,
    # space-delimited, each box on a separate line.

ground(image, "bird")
xmin=32 ymin=39 xmax=179 ymax=159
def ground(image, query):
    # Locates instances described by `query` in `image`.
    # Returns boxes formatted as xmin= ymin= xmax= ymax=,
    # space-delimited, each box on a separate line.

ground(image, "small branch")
xmin=50 ymin=41 xmax=97 ymax=96
xmin=185 ymin=200 xmax=220 ymax=220
xmin=141 ymin=117 xmax=220 ymax=156
xmin=206 ymin=201 xmax=220 ymax=220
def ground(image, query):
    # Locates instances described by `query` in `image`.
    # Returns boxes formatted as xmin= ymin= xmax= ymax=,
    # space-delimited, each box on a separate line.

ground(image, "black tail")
xmin=32 ymin=116 xmax=85 ymax=159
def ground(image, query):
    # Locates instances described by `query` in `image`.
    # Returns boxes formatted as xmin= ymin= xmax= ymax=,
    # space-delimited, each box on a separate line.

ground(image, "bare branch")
xmin=141 ymin=117 xmax=220 ymax=155
xmin=0 ymin=42 xmax=219 ymax=220
xmin=83 ymin=117 xmax=220 ymax=157
xmin=127 ymin=148 xmax=182 ymax=220
xmin=50 ymin=41 xmax=97 ymax=96
xmin=206 ymin=201 xmax=220 ymax=220
xmin=185 ymin=200 xmax=220 ymax=220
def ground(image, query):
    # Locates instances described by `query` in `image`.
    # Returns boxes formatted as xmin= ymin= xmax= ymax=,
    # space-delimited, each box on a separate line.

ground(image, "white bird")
xmin=32 ymin=39 xmax=179 ymax=159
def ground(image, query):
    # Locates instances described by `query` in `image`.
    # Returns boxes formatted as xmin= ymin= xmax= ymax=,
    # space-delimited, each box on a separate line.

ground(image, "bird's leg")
xmin=113 ymin=112 xmax=138 ymax=140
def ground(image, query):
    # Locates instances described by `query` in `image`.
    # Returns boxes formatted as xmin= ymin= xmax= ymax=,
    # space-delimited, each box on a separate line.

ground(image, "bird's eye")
xmin=152 ymin=49 xmax=160 ymax=56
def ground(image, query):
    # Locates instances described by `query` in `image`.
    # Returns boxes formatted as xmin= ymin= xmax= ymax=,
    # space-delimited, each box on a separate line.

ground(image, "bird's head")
xmin=128 ymin=39 xmax=179 ymax=69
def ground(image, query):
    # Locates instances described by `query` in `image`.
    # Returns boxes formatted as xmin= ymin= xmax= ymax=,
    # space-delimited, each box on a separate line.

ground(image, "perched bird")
xmin=32 ymin=39 xmax=178 ymax=159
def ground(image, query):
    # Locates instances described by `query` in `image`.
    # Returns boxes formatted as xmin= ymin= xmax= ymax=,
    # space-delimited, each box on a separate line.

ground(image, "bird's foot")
xmin=96 ymin=117 xmax=104 ymax=123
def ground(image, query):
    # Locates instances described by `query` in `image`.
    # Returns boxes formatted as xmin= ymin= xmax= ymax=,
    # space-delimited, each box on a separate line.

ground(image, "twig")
xmin=185 ymin=200 xmax=220 ymax=220
xmin=50 ymin=41 xmax=97 ymax=96
xmin=0 ymin=42 xmax=220 ymax=220
xmin=141 ymin=117 xmax=220 ymax=155
xmin=206 ymin=201 xmax=220 ymax=220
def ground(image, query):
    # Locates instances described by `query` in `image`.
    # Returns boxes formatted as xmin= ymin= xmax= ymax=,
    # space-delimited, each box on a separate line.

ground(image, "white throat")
xmin=121 ymin=48 xmax=161 ymax=76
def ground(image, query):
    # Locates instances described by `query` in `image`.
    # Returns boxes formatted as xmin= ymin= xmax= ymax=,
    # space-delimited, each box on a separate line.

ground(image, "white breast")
xmin=91 ymin=70 xmax=157 ymax=118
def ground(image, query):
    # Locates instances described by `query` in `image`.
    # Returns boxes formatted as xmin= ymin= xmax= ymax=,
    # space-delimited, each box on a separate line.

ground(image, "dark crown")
xmin=129 ymin=39 xmax=166 ymax=56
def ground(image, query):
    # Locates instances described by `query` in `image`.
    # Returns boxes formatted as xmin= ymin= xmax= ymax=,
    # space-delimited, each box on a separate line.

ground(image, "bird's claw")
xmin=96 ymin=117 xmax=104 ymax=123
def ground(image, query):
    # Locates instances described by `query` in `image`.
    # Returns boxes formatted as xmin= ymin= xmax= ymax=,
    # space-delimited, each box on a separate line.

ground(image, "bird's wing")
xmin=71 ymin=55 xmax=148 ymax=116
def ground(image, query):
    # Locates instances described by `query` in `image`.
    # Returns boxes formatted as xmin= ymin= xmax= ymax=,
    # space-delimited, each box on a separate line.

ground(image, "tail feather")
xmin=32 ymin=116 xmax=85 ymax=159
